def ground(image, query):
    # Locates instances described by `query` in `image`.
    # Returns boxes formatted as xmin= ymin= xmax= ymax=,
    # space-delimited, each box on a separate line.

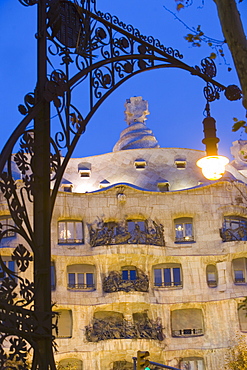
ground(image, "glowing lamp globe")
xmin=196 ymin=155 xmax=229 ymax=181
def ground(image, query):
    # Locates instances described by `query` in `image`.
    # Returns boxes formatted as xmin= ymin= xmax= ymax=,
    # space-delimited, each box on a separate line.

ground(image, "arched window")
xmin=58 ymin=358 xmax=83 ymax=370
xmin=206 ymin=264 xmax=218 ymax=287
xmin=220 ymin=216 xmax=247 ymax=242
xmin=174 ymin=217 xmax=194 ymax=242
xmin=171 ymin=309 xmax=204 ymax=337
xmin=54 ymin=309 xmax=72 ymax=338
xmin=67 ymin=264 xmax=95 ymax=290
xmin=153 ymin=263 xmax=182 ymax=288
xmin=58 ymin=220 xmax=83 ymax=244
xmin=232 ymin=258 xmax=247 ymax=284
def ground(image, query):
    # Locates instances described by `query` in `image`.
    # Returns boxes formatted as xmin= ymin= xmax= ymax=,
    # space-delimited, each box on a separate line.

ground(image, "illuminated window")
xmin=121 ymin=266 xmax=137 ymax=281
xmin=58 ymin=221 xmax=83 ymax=244
xmin=206 ymin=264 xmax=218 ymax=288
xmin=0 ymin=217 xmax=15 ymax=238
xmin=58 ymin=359 xmax=83 ymax=370
xmin=175 ymin=160 xmax=186 ymax=169
xmin=54 ymin=309 xmax=72 ymax=338
xmin=232 ymin=258 xmax=247 ymax=284
xmin=134 ymin=159 xmax=146 ymax=170
xmin=154 ymin=264 xmax=182 ymax=288
xmin=174 ymin=217 xmax=194 ymax=243
xmin=180 ymin=357 xmax=204 ymax=370
xmin=171 ymin=309 xmax=204 ymax=337
xmin=220 ymin=216 xmax=247 ymax=242
xmin=67 ymin=264 xmax=95 ymax=290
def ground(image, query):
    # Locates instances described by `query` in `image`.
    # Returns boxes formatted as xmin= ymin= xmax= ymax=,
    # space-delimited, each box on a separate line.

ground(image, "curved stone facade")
xmin=1 ymin=98 xmax=247 ymax=369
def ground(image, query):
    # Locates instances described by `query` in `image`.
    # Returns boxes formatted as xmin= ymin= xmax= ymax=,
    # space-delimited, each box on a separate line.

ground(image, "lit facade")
xmin=1 ymin=97 xmax=247 ymax=370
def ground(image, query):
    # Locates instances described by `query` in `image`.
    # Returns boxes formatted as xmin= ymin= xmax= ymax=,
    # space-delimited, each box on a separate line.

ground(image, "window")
xmin=220 ymin=216 xmax=247 ymax=242
xmin=58 ymin=359 xmax=83 ymax=370
xmin=51 ymin=262 xmax=56 ymax=291
xmin=58 ymin=221 xmax=83 ymax=244
xmin=171 ymin=309 xmax=204 ymax=337
xmin=180 ymin=357 xmax=204 ymax=370
xmin=174 ymin=217 xmax=194 ymax=243
xmin=53 ymin=309 xmax=72 ymax=339
xmin=0 ymin=217 xmax=15 ymax=238
xmin=67 ymin=264 xmax=95 ymax=290
xmin=78 ymin=162 xmax=91 ymax=177
xmin=127 ymin=220 xmax=146 ymax=244
xmin=121 ymin=266 xmax=137 ymax=281
xmin=238 ymin=304 xmax=247 ymax=332
xmin=157 ymin=181 xmax=170 ymax=192
xmin=206 ymin=264 xmax=218 ymax=288
xmin=175 ymin=160 xmax=186 ymax=169
xmin=54 ymin=309 xmax=72 ymax=338
xmin=232 ymin=258 xmax=247 ymax=284
xmin=112 ymin=361 xmax=132 ymax=370
xmin=134 ymin=159 xmax=146 ymax=170
xmin=153 ymin=264 xmax=182 ymax=288
xmin=0 ymin=257 xmax=15 ymax=280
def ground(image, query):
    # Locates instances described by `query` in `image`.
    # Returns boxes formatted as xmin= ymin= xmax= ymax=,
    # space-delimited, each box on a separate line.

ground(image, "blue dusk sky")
xmin=0 ymin=0 xmax=246 ymax=160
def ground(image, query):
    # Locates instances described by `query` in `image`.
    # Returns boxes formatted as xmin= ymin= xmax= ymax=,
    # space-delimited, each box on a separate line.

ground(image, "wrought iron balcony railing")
xmin=85 ymin=317 xmax=164 ymax=342
xmin=88 ymin=218 xmax=165 ymax=247
xmin=68 ymin=283 xmax=95 ymax=290
xmin=103 ymin=269 xmax=149 ymax=293
xmin=172 ymin=328 xmax=203 ymax=337
xmin=220 ymin=227 xmax=247 ymax=242
xmin=154 ymin=281 xmax=182 ymax=288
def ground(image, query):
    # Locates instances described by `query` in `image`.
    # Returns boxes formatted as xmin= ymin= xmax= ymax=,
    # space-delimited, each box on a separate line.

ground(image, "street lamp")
xmin=197 ymin=106 xmax=229 ymax=180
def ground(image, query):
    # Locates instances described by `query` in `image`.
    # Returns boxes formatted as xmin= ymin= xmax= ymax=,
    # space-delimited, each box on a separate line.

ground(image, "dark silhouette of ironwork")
xmin=0 ymin=0 xmax=242 ymax=368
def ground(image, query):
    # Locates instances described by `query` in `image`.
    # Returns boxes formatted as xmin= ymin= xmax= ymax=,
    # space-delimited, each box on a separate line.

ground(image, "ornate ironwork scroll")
xmin=88 ymin=218 xmax=165 ymax=247
xmin=0 ymin=0 xmax=241 ymax=367
xmin=85 ymin=316 xmax=164 ymax=342
xmin=103 ymin=268 xmax=149 ymax=293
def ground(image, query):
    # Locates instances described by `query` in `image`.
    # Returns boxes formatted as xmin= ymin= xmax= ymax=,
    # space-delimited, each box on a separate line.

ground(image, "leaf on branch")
xmin=177 ymin=3 xmax=185 ymax=10
xmin=232 ymin=119 xmax=247 ymax=132
xmin=209 ymin=52 xmax=216 ymax=59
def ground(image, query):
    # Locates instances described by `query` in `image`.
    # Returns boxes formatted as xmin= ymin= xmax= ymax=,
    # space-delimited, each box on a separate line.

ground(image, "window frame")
xmin=0 ymin=217 xmax=15 ymax=238
xmin=58 ymin=220 xmax=84 ymax=244
xmin=171 ymin=308 xmax=204 ymax=337
xmin=174 ymin=217 xmax=194 ymax=243
xmin=153 ymin=263 xmax=182 ymax=288
xmin=232 ymin=258 xmax=247 ymax=284
xmin=180 ymin=357 xmax=204 ymax=370
xmin=0 ymin=256 xmax=16 ymax=281
xmin=121 ymin=266 xmax=137 ymax=281
xmin=67 ymin=264 xmax=95 ymax=290
xmin=206 ymin=264 xmax=218 ymax=288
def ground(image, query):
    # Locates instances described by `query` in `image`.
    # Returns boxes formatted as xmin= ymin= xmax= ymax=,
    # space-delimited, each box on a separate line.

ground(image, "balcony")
xmin=88 ymin=218 xmax=165 ymax=247
xmin=85 ymin=317 xmax=164 ymax=342
xmin=103 ymin=269 xmax=149 ymax=293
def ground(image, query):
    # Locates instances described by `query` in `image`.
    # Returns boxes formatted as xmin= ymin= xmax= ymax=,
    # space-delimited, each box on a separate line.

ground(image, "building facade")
xmin=1 ymin=97 xmax=247 ymax=369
